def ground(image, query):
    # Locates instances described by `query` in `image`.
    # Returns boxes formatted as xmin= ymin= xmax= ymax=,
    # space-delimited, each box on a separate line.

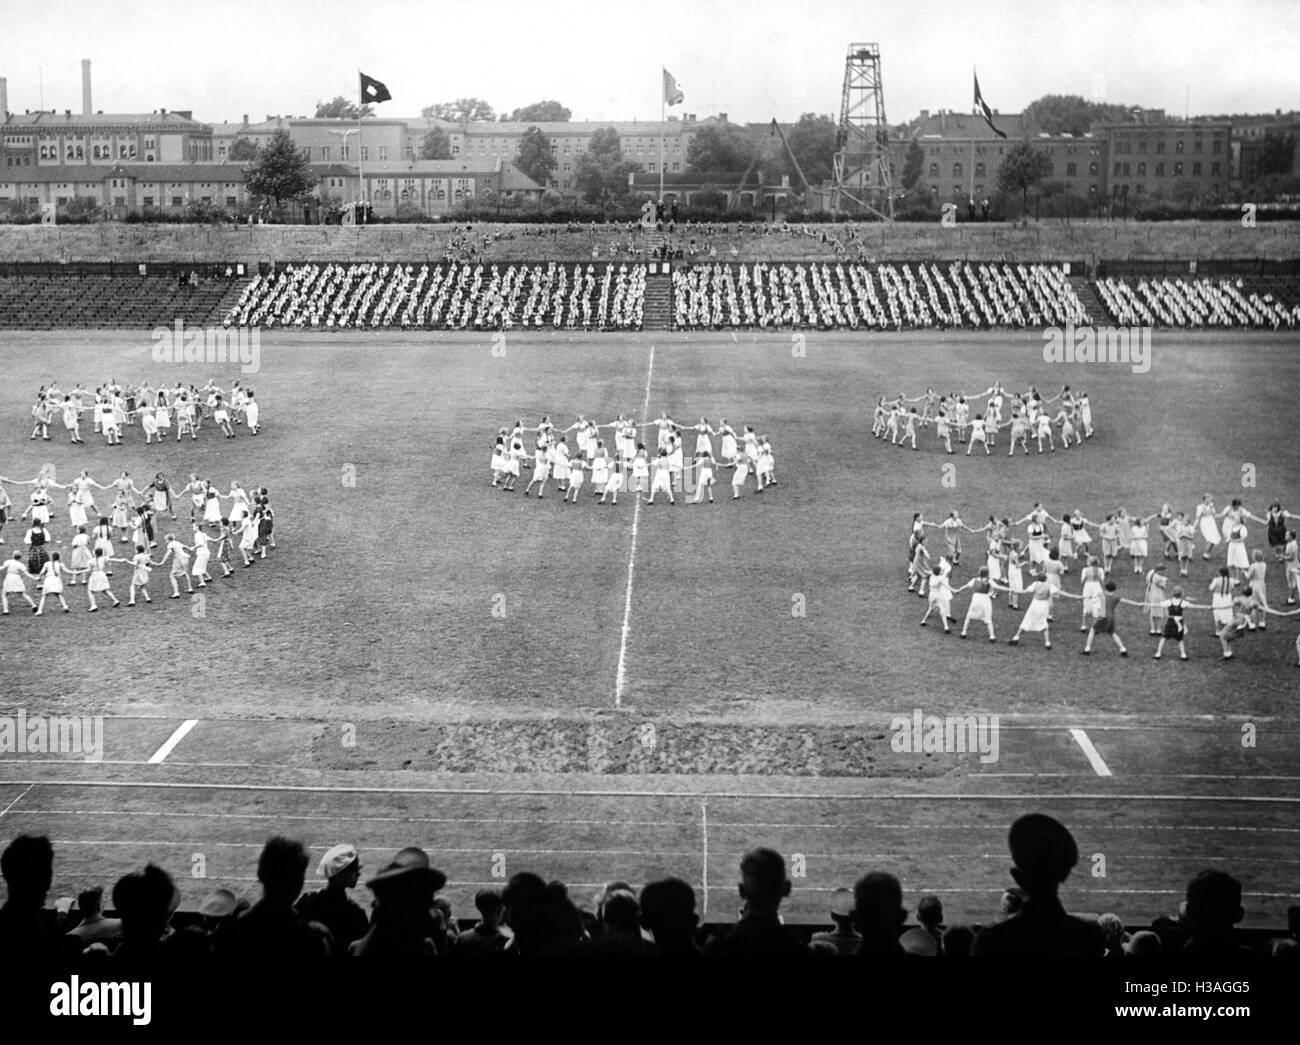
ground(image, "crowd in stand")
xmin=671 ymin=262 xmax=1090 ymax=331
xmin=1 ymin=814 xmax=1295 ymax=960
xmin=1094 ymin=276 xmax=1300 ymax=328
xmin=223 ymin=262 xmax=646 ymax=331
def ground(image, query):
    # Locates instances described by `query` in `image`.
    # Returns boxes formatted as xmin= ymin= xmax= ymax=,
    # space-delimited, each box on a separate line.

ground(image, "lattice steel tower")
xmin=831 ymin=43 xmax=894 ymax=221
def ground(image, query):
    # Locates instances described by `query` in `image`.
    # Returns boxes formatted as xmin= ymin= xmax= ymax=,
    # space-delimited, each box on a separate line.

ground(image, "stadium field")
xmin=1 ymin=328 xmax=1298 ymax=926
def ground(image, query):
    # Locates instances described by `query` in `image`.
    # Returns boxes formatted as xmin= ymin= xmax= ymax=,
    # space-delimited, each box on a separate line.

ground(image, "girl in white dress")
xmin=34 ymin=553 xmax=70 ymax=615
xmin=62 ymin=396 xmax=84 ymax=444
xmin=718 ymin=421 xmax=739 ymax=464
xmin=691 ymin=418 xmax=715 ymax=458
xmin=630 ymin=445 xmax=650 ymax=494
xmin=589 ymin=447 xmax=610 ymax=496
xmin=213 ymin=394 xmax=235 ymax=438
xmin=1010 ymin=576 xmax=1054 ymax=648
xmin=1 ymin=551 xmax=37 ymax=614
xmin=1195 ymin=495 xmax=1222 ymax=560
xmin=564 ymin=459 xmax=586 ymax=503
xmin=550 ymin=437 xmax=571 ymax=493
xmin=127 ymin=545 xmax=154 ymax=605
xmin=1209 ymin=568 xmax=1234 ymax=633
xmin=599 ymin=461 xmax=624 ymax=506
xmin=158 ymin=535 xmax=195 ymax=596
xmin=727 ymin=453 xmax=750 ymax=500
xmin=1224 ymin=521 xmax=1249 ymax=583
xmin=243 ymin=392 xmax=260 ymax=435
xmin=1129 ymin=517 xmax=1151 ymax=576
xmin=1079 ymin=557 xmax=1106 ymax=631
xmin=91 ymin=517 xmax=115 ymax=572
xmin=919 ymin=566 xmax=955 ymax=632
xmin=202 ymin=482 xmax=224 ymax=525
xmin=191 ymin=524 xmax=213 ymax=587
xmin=237 ymin=514 xmax=258 ymax=567
xmin=490 ymin=436 xmax=508 ymax=486
xmin=86 ymin=549 xmax=122 ymax=611
xmin=139 ymin=403 xmax=158 ymax=443
xmin=68 ymin=526 xmax=93 ymax=584
xmin=690 ymin=451 xmax=716 ymax=504
xmin=1006 ymin=542 xmax=1025 ymax=610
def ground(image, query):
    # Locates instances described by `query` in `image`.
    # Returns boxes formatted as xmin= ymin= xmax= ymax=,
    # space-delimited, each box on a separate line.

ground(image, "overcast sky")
xmin=2 ymin=0 xmax=1297 ymax=125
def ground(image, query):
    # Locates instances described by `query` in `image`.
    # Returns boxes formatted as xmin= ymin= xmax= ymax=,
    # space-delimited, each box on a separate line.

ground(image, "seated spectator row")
xmin=223 ymin=262 xmax=647 ymax=331
xmin=671 ymin=262 xmax=1091 ymax=331
xmin=2 ymin=814 xmax=1295 ymax=960
xmin=1093 ymin=276 xmax=1300 ymax=328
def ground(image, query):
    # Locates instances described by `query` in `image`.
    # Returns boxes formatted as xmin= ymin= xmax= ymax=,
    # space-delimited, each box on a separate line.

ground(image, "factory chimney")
xmin=81 ymin=59 xmax=92 ymax=116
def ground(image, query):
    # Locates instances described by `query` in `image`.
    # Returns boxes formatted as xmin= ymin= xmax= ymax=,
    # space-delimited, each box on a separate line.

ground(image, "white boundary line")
xmin=3 ymin=779 xmax=1297 ymax=802
xmin=701 ymin=799 xmax=709 ymax=916
xmin=1069 ymin=728 xmax=1113 ymax=777
xmin=146 ymin=720 xmax=200 ymax=765
xmin=614 ymin=343 xmax=655 ymax=708
xmin=0 ymin=783 xmax=33 ymax=820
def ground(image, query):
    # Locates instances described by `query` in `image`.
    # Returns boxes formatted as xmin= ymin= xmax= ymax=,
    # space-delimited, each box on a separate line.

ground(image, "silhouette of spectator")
xmin=349 ymin=847 xmax=447 ymax=958
xmin=0 ymin=835 xmax=60 ymax=960
xmin=66 ymin=886 xmax=122 ymax=953
xmin=451 ymin=889 xmax=508 ymax=957
xmin=809 ymin=888 xmax=861 ymax=955
xmin=942 ymin=925 xmax=975 ymax=957
xmin=499 ymin=871 xmax=546 ymax=953
xmin=1124 ymin=930 xmax=1163 ymax=957
xmin=639 ymin=878 xmax=702 ymax=957
xmin=588 ymin=888 xmax=652 ymax=956
xmin=508 ymin=882 xmax=587 ymax=956
xmin=111 ymin=863 xmax=179 ymax=961
xmin=704 ymin=848 xmax=809 ymax=957
xmin=197 ymin=887 xmax=245 ymax=951
xmin=972 ymin=814 xmax=1105 ymax=956
xmin=1181 ymin=870 xmax=1250 ymax=957
xmin=1098 ymin=912 xmax=1128 ymax=957
xmin=1288 ymin=905 xmax=1300 ymax=942
xmin=852 ymin=872 xmax=908 ymax=957
xmin=917 ymin=894 xmax=946 ymax=953
xmin=217 ymin=836 xmax=329 ymax=960
xmin=296 ymin=843 xmax=369 ymax=958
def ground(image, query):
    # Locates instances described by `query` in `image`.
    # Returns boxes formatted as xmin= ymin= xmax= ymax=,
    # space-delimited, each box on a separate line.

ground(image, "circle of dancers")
xmin=28 ymin=378 xmax=261 ymax=446
xmin=0 ymin=467 xmax=276 ymax=616
xmin=489 ymin=414 xmax=777 ymax=505
xmin=906 ymin=496 xmax=1300 ymax=664
xmin=874 ymin=383 xmax=1094 ymax=455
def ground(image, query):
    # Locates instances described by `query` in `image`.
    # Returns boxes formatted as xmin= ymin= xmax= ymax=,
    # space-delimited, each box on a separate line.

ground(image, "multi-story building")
xmin=357 ymin=159 xmax=544 ymax=216
xmin=1094 ymin=112 xmax=1232 ymax=203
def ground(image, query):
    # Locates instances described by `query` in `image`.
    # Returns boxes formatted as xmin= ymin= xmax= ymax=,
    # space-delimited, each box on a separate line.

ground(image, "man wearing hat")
xmin=296 ymin=844 xmax=369 ymax=959
xmin=972 ymin=813 xmax=1105 ymax=956
xmin=349 ymin=846 xmax=447 ymax=958
xmin=809 ymin=888 xmax=861 ymax=956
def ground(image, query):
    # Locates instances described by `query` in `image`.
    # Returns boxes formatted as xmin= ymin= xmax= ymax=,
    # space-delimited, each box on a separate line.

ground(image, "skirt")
xmin=70 ymin=546 xmax=93 ymax=571
xmin=1200 ymin=516 xmax=1221 ymax=544
xmin=1082 ymin=583 xmax=1104 ymax=618
xmin=111 ymin=507 xmax=129 ymax=529
xmin=27 ymin=546 xmax=49 ymax=575
xmin=42 ymin=573 xmax=63 ymax=594
xmin=1131 ymin=539 xmax=1149 ymax=558
xmin=967 ymin=592 xmax=993 ymax=622
xmin=1018 ymin=599 xmax=1052 ymax=632
xmin=1226 ymin=543 xmax=1248 ymax=570
xmin=89 ymin=572 xmax=111 ymax=593
xmin=153 ymin=490 xmax=169 ymax=512
xmin=204 ymin=499 xmax=222 ymax=524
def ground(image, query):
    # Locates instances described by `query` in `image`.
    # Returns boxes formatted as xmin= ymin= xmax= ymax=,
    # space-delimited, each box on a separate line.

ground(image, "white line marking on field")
xmin=701 ymin=800 xmax=709 ymax=915
xmin=146 ymin=720 xmax=200 ymax=764
xmin=1070 ymin=728 xmax=1113 ymax=777
xmin=7 ymin=779 xmax=1298 ymax=803
xmin=614 ymin=343 xmax=655 ymax=708
xmin=0 ymin=784 xmax=34 ymax=820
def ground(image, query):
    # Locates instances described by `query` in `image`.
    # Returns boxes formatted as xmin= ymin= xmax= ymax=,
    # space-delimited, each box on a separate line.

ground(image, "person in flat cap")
xmin=972 ymin=813 xmax=1105 ymax=956
xmin=296 ymin=844 xmax=369 ymax=959
xmin=349 ymin=847 xmax=447 ymax=958
xmin=809 ymin=888 xmax=861 ymax=956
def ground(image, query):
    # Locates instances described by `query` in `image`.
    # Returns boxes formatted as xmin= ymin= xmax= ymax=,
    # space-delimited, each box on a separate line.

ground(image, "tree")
xmin=315 ymin=96 xmax=372 ymax=120
xmin=507 ymin=100 xmax=571 ymax=123
xmin=419 ymin=127 xmax=451 ymax=160
xmin=227 ymin=136 xmax=260 ymax=162
xmin=421 ymin=98 xmax=496 ymax=122
xmin=996 ymin=141 xmax=1054 ymax=217
xmin=573 ymin=127 xmax=641 ymax=206
xmin=1254 ymin=130 xmax=1296 ymax=179
xmin=1021 ymin=94 xmax=1132 ymax=136
xmin=686 ymin=124 xmax=756 ymax=172
xmin=244 ymin=129 xmax=315 ymax=218
xmin=784 ymin=113 xmax=838 ymax=187
xmin=900 ymin=139 xmax=925 ymax=192
xmin=514 ymin=127 xmax=557 ymax=188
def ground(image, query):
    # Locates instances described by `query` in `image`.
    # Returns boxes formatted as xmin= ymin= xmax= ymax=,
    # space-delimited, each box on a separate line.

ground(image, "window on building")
xmin=1192 ymin=161 xmax=1202 ymax=175
xmin=1174 ymin=162 xmax=1183 ymax=176
xmin=360 ymin=147 xmax=369 ymax=161
xmin=1066 ymin=162 xmax=1077 ymax=176
xmin=1156 ymin=140 xmax=1166 ymax=153
xmin=1213 ymin=139 xmax=1223 ymax=153
xmin=1212 ymin=162 xmax=1221 ymax=175
xmin=1089 ymin=161 xmax=1098 ymax=176
xmin=1194 ymin=140 xmax=1203 ymax=153
xmin=1088 ymin=184 xmax=1097 ymax=195
xmin=1137 ymin=162 xmax=1146 ymax=176
xmin=1113 ymin=161 xmax=1121 ymax=176
xmin=1136 ymin=184 xmax=1144 ymax=195
xmin=1175 ymin=140 xmax=1184 ymax=153
xmin=929 ymin=163 xmax=939 ymax=178
xmin=975 ymin=162 xmax=985 ymax=177
xmin=1138 ymin=141 xmax=1147 ymax=154
xmin=143 ymin=196 xmax=154 ymax=207
xmin=172 ymin=196 xmax=183 ymax=207
xmin=113 ymin=196 xmax=124 ymax=207
xmin=341 ymin=146 xmax=349 ymax=160
xmin=953 ymin=163 xmax=962 ymax=178
xmin=378 ymin=147 xmax=388 ymax=160
xmin=226 ymin=196 xmax=236 ymax=207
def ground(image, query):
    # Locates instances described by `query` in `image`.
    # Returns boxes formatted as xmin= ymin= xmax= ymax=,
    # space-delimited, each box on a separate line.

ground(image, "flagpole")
xmin=357 ymin=71 xmax=364 ymax=223
xmin=659 ymin=68 xmax=665 ymax=205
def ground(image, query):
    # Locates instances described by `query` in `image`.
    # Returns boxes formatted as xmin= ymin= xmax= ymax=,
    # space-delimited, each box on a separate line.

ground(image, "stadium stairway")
xmin=642 ymin=270 xmax=673 ymax=331
xmin=1069 ymin=276 xmax=1114 ymax=325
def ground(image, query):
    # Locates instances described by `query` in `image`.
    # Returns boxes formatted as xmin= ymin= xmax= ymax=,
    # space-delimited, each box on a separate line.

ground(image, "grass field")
xmin=1 ymin=327 xmax=1297 ymax=927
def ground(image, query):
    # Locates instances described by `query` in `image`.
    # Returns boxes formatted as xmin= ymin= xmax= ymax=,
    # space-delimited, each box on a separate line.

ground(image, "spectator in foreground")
xmin=704 ymin=848 xmax=809 ymax=957
xmin=349 ymin=847 xmax=446 ymax=958
xmin=942 ymin=925 xmax=975 ymax=957
xmin=296 ymin=843 xmax=368 ymax=958
xmin=451 ymin=889 xmax=508 ymax=957
xmin=852 ymin=873 xmax=908 ymax=957
xmin=589 ymin=889 xmax=652 ymax=956
xmin=1181 ymin=870 xmax=1250 ymax=958
xmin=110 ymin=864 xmax=179 ymax=961
xmin=66 ymin=886 xmax=122 ymax=951
xmin=639 ymin=878 xmax=702 ymax=957
xmin=508 ymin=882 xmax=587 ymax=957
xmin=917 ymin=894 xmax=946 ymax=953
xmin=809 ymin=889 xmax=861 ymax=956
xmin=217 ymin=836 xmax=328 ymax=960
xmin=972 ymin=814 xmax=1105 ymax=956
xmin=1124 ymin=930 xmax=1163 ymax=957
xmin=0 ymin=835 xmax=60 ymax=960
xmin=1098 ymin=912 xmax=1128 ymax=958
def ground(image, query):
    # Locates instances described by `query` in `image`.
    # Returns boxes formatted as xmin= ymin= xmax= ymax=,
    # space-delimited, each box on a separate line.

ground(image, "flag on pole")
xmin=973 ymin=71 xmax=1007 ymax=139
xmin=360 ymin=72 xmax=392 ymax=105
xmin=663 ymin=69 xmax=684 ymax=106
